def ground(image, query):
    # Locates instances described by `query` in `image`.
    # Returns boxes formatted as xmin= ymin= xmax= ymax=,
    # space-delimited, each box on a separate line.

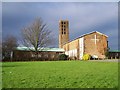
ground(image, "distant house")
xmin=12 ymin=47 xmax=65 ymax=61
xmin=108 ymin=50 xmax=120 ymax=59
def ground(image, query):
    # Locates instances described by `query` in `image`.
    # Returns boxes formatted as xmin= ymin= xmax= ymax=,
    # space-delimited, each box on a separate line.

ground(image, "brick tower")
xmin=59 ymin=20 xmax=69 ymax=48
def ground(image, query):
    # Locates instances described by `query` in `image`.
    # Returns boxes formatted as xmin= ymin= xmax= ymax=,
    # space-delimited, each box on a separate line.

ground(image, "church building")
xmin=59 ymin=20 xmax=108 ymax=59
xmin=8 ymin=20 xmax=108 ymax=61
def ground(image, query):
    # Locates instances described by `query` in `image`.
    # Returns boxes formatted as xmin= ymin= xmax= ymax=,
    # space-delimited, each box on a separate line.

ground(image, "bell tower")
xmin=59 ymin=20 xmax=69 ymax=48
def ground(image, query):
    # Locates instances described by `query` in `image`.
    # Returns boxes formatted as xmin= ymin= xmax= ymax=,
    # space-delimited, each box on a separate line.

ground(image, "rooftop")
xmin=16 ymin=47 xmax=65 ymax=52
xmin=109 ymin=50 xmax=120 ymax=52
xmin=63 ymin=31 xmax=108 ymax=45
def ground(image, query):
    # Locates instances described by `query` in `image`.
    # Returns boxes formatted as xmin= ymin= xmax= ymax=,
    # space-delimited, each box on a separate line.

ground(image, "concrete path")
xmin=88 ymin=59 xmax=119 ymax=62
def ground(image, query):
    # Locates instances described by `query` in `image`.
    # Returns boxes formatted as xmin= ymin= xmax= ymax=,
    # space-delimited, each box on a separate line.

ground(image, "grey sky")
xmin=2 ymin=2 xmax=118 ymax=50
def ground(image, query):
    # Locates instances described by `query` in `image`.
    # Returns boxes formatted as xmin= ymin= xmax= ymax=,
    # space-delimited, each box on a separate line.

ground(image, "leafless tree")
xmin=2 ymin=35 xmax=18 ymax=60
xmin=21 ymin=18 xmax=53 ymax=59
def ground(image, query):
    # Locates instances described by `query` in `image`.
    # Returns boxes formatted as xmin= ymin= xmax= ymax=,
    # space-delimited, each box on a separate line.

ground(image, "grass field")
xmin=2 ymin=61 xmax=118 ymax=88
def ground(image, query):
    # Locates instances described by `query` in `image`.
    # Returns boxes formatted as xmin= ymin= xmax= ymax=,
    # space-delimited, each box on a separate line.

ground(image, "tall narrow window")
xmin=64 ymin=28 xmax=66 ymax=34
xmin=64 ymin=31 xmax=66 ymax=34
xmin=62 ymin=29 xmax=63 ymax=34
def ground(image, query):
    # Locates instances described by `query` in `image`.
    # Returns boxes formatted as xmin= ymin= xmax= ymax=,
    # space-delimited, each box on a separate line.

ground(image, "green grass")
xmin=2 ymin=61 xmax=118 ymax=88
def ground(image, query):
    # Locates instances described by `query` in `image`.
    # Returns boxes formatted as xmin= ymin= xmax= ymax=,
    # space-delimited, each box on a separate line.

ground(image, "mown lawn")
xmin=2 ymin=61 xmax=118 ymax=88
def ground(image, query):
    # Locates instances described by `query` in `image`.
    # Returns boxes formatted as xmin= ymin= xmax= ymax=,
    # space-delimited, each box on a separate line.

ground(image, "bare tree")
xmin=2 ymin=35 xmax=18 ymax=60
xmin=21 ymin=18 xmax=53 ymax=59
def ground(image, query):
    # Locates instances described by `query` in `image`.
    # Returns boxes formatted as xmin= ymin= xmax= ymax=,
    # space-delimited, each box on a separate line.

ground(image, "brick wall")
xmin=84 ymin=32 xmax=108 ymax=59
xmin=63 ymin=32 xmax=108 ymax=59
xmin=12 ymin=50 xmax=64 ymax=61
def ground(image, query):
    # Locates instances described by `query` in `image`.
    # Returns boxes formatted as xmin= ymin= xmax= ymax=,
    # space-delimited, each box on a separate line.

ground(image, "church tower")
xmin=59 ymin=20 xmax=69 ymax=48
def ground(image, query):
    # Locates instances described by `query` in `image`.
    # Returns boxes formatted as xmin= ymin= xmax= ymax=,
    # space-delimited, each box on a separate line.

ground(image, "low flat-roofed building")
xmin=12 ymin=47 xmax=65 ymax=61
xmin=108 ymin=50 xmax=120 ymax=59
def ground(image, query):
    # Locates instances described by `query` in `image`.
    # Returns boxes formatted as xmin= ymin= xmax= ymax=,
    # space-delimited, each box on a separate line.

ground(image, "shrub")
xmin=105 ymin=51 xmax=109 ymax=58
xmin=82 ymin=54 xmax=91 ymax=61
xmin=58 ymin=54 xmax=68 ymax=60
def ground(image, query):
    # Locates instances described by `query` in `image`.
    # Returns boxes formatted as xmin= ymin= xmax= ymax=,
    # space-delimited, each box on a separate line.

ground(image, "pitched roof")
xmin=16 ymin=47 xmax=65 ymax=52
xmin=80 ymin=31 xmax=108 ymax=38
xmin=63 ymin=31 xmax=108 ymax=45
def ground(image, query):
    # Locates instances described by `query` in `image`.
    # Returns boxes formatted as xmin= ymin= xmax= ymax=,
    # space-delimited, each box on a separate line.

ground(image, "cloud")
xmin=2 ymin=2 xmax=118 ymax=49
xmin=2 ymin=0 xmax=120 ymax=2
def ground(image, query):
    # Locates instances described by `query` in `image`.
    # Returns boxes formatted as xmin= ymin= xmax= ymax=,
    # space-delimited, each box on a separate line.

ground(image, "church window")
xmin=52 ymin=55 xmax=55 ymax=58
xmin=64 ymin=22 xmax=66 ymax=24
xmin=64 ymin=29 xmax=66 ymax=34
xmin=64 ymin=31 xmax=66 ymax=34
xmin=38 ymin=54 xmax=41 ymax=57
xmin=45 ymin=54 xmax=48 ymax=57
xmin=62 ymin=29 xmax=64 ymax=34
xmin=31 ymin=54 xmax=35 ymax=57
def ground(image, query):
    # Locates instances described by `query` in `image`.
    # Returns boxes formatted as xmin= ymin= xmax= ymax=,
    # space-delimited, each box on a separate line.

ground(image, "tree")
xmin=21 ymin=18 xmax=53 ymax=59
xmin=105 ymin=47 xmax=110 ymax=59
xmin=2 ymin=35 xmax=18 ymax=60
xmin=58 ymin=54 xmax=68 ymax=60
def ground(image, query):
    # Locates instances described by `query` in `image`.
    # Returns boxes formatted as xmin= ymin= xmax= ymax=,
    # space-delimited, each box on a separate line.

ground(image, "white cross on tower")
xmin=91 ymin=35 xmax=99 ymax=45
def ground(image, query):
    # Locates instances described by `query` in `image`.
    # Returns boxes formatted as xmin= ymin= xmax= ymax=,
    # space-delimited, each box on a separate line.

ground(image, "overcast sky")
xmin=2 ymin=2 xmax=118 ymax=50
